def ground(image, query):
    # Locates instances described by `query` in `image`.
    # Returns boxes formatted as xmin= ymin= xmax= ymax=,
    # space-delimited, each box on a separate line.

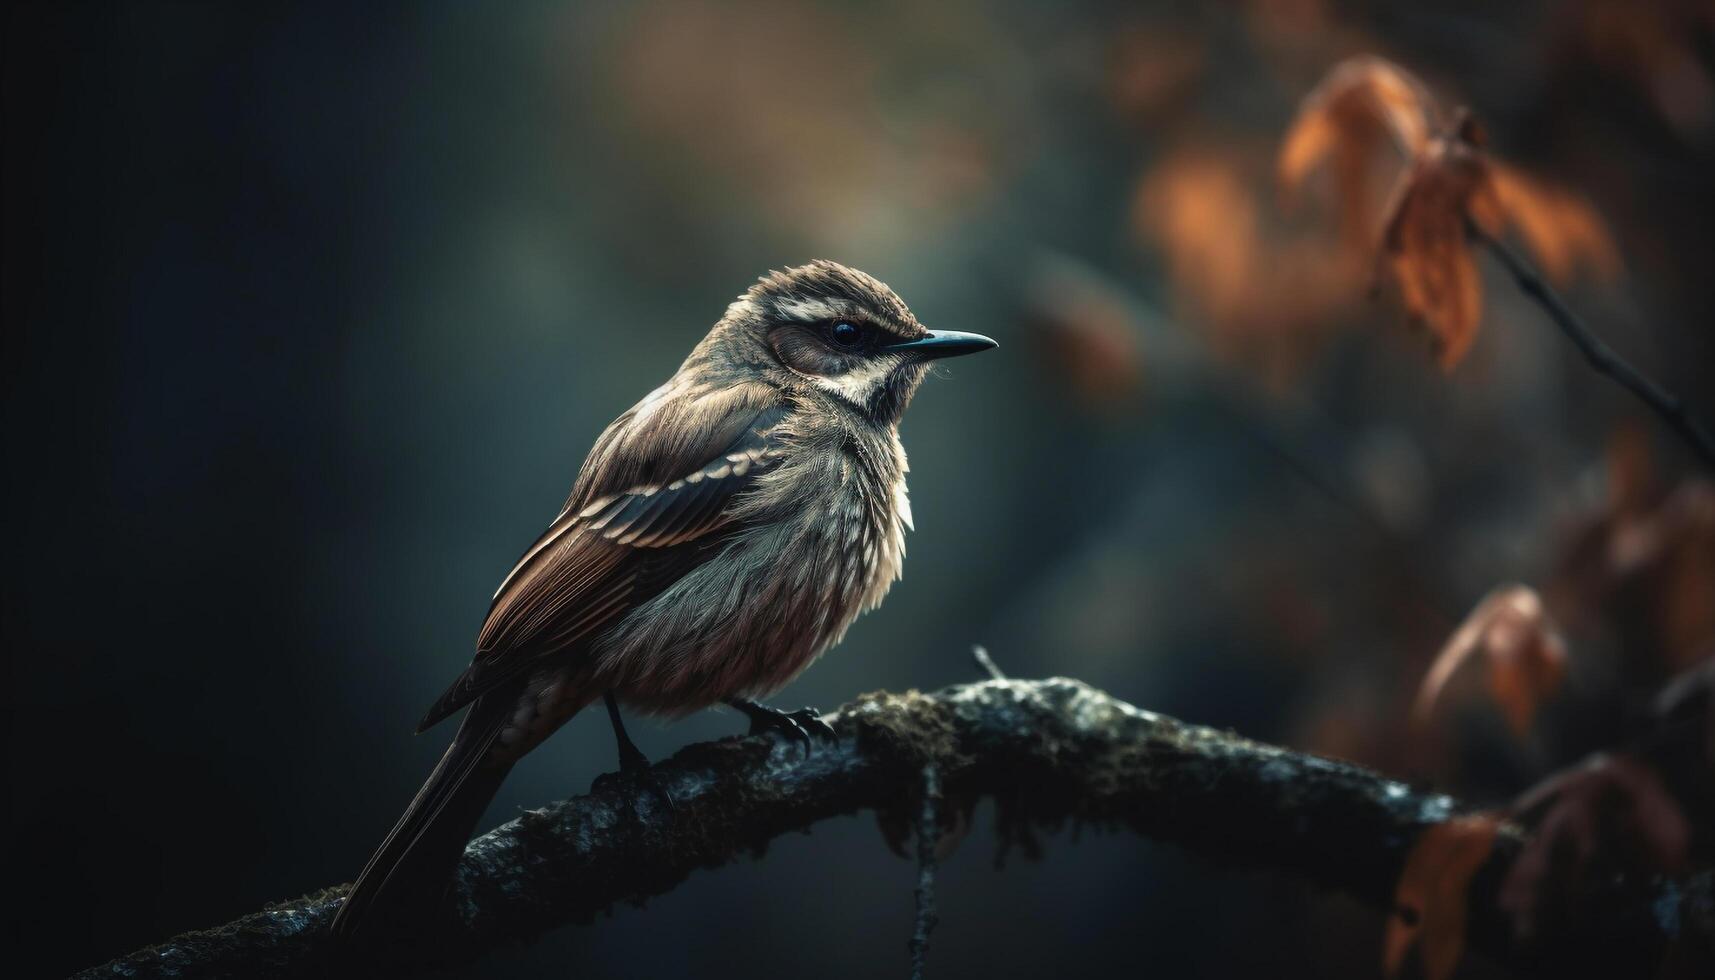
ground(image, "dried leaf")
xmin=1386 ymin=814 xmax=1501 ymax=980
xmin=1377 ymin=112 xmax=1497 ymax=369
xmin=1552 ymin=451 xmax=1715 ymax=670
xmin=1136 ymin=143 xmax=1366 ymax=384
xmin=1501 ymin=754 xmax=1691 ymax=940
xmin=1489 ymin=165 xmax=1621 ymax=285
xmin=1138 ymin=147 xmax=1261 ymax=327
xmin=1414 ymin=584 xmax=1568 ymax=736
xmin=1280 ymin=55 xmax=1437 ymax=193
xmin=1279 ymin=56 xmax=1439 ymax=251
xmin=1283 ymin=57 xmax=1623 ymax=371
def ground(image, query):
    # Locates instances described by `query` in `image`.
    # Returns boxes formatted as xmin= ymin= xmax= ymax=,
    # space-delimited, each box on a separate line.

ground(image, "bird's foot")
xmin=726 ymin=699 xmax=837 ymax=757
xmin=589 ymin=747 xmax=676 ymax=812
xmin=592 ymin=690 xmax=674 ymax=811
xmin=615 ymin=737 xmax=651 ymax=776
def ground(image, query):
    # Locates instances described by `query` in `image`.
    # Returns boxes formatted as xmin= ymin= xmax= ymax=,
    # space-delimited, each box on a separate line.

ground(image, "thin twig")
xmin=971 ymin=645 xmax=1005 ymax=681
xmin=1470 ymin=222 xmax=1715 ymax=469
xmin=909 ymin=762 xmax=941 ymax=980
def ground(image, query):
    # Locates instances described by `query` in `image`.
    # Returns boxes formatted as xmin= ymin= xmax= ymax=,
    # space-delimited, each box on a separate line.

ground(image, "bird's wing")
xmin=415 ymin=382 xmax=788 ymax=732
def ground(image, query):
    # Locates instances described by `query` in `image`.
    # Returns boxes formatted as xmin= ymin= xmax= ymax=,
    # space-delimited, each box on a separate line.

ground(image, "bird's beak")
xmin=882 ymin=329 xmax=998 ymax=360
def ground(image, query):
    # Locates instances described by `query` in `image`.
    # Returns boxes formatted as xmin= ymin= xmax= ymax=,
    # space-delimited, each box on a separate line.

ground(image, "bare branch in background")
xmin=1470 ymin=221 xmax=1715 ymax=468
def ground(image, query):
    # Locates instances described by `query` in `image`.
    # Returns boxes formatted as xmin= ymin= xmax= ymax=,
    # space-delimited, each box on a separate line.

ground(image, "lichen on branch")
xmin=76 ymin=677 xmax=1711 ymax=979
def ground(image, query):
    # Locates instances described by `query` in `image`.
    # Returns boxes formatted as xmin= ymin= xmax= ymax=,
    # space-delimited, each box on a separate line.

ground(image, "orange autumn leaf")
xmin=1489 ymin=164 xmax=1622 ymax=286
xmin=1385 ymin=156 xmax=1620 ymax=365
xmin=1135 ymin=143 xmax=1367 ymax=385
xmin=1413 ymin=583 xmax=1568 ymax=737
xmin=1283 ymin=56 xmax=1623 ymax=369
xmin=1386 ymin=814 xmax=1501 ymax=980
xmin=1279 ymin=55 xmax=1436 ymax=176
xmin=1279 ymin=55 xmax=1438 ymax=250
xmin=1378 ymin=112 xmax=1497 ymax=370
xmin=1137 ymin=147 xmax=1262 ymax=328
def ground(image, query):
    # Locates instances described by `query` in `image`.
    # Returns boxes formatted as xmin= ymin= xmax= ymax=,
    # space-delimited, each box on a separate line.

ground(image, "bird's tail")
xmin=331 ymin=689 xmax=518 ymax=942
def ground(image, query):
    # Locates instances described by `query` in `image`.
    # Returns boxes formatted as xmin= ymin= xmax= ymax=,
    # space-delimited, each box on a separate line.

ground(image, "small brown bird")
xmin=333 ymin=260 xmax=995 ymax=938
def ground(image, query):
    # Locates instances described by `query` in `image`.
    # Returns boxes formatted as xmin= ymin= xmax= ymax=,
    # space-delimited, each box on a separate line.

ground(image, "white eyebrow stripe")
xmin=775 ymin=296 xmax=853 ymax=322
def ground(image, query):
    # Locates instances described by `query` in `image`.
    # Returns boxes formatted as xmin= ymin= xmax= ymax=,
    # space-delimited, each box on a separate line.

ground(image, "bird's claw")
xmin=792 ymin=706 xmax=839 ymax=745
xmin=737 ymin=702 xmax=837 ymax=756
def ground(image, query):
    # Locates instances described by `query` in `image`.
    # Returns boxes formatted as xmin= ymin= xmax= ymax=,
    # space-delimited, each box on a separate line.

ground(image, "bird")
xmin=332 ymin=260 xmax=996 ymax=940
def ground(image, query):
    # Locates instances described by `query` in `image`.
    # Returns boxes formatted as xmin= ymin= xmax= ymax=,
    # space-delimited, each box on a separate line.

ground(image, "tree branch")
xmin=76 ymin=677 xmax=1712 ymax=979
xmin=1470 ymin=221 xmax=1715 ymax=469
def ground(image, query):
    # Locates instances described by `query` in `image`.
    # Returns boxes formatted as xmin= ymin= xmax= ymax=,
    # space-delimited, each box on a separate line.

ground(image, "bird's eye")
xmin=828 ymin=320 xmax=864 ymax=349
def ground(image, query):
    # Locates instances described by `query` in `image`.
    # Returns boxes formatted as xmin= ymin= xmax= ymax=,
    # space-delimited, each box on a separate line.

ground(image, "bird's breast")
xmin=591 ymin=430 xmax=911 ymax=714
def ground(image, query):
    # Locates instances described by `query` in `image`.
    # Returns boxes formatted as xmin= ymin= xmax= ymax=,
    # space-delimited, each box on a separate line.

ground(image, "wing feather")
xmin=414 ymin=386 xmax=788 ymax=733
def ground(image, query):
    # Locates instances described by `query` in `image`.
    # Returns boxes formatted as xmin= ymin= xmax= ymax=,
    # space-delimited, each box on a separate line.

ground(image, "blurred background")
xmin=5 ymin=1 xmax=1713 ymax=977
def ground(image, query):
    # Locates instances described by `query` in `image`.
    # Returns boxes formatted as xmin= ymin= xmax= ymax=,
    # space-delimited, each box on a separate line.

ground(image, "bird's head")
xmin=696 ymin=260 xmax=996 ymax=427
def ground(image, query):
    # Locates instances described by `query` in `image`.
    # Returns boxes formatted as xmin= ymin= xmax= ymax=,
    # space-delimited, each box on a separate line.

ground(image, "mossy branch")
xmin=75 ymin=677 xmax=1712 ymax=978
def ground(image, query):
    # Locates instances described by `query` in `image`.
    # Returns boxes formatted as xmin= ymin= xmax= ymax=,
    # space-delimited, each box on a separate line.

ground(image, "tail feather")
xmin=332 ymin=689 xmax=519 ymax=941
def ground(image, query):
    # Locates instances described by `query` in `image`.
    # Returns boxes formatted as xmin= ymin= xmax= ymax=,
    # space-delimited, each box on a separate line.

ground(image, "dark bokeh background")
xmin=6 ymin=2 xmax=1713 ymax=977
